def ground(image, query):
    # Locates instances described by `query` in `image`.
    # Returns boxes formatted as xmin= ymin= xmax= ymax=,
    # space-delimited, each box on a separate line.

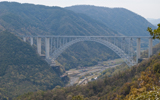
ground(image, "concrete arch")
xmin=50 ymin=37 xmax=135 ymax=67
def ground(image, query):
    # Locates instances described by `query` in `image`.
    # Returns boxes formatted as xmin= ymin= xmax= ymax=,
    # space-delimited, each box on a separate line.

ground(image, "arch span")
xmin=49 ymin=37 xmax=135 ymax=67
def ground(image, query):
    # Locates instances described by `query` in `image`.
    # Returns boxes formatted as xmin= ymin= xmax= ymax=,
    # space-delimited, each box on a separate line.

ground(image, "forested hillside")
xmin=66 ymin=5 xmax=156 ymax=36
xmin=0 ymin=2 xmax=159 ymax=100
xmin=0 ymin=2 xmax=117 ymax=36
xmin=15 ymin=22 xmax=160 ymax=99
xmin=15 ymin=43 xmax=160 ymax=100
xmin=0 ymin=31 xmax=64 ymax=99
xmin=0 ymin=2 xmax=120 ymax=70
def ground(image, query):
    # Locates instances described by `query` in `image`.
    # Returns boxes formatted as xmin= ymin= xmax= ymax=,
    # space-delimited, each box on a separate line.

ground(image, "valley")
xmin=0 ymin=1 xmax=159 ymax=100
xmin=66 ymin=59 xmax=123 ymax=86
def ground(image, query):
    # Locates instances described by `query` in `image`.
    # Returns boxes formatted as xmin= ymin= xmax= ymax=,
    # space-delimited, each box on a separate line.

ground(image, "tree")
xmin=71 ymin=95 xmax=84 ymax=100
xmin=148 ymin=24 xmax=160 ymax=55
xmin=147 ymin=23 xmax=160 ymax=39
xmin=124 ymin=67 xmax=160 ymax=100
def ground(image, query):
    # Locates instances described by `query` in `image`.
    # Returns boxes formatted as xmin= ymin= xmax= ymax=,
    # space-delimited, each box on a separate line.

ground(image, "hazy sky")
xmin=0 ymin=0 xmax=160 ymax=19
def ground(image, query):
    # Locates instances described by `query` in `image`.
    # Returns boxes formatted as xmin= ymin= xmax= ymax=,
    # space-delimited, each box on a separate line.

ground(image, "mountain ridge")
xmin=0 ymin=2 xmax=120 ymax=70
xmin=0 ymin=2 xmax=118 ymax=36
xmin=66 ymin=5 xmax=156 ymax=36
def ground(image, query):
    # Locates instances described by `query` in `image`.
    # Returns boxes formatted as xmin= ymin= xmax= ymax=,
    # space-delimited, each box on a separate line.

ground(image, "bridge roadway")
xmin=20 ymin=35 xmax=153 ymax=67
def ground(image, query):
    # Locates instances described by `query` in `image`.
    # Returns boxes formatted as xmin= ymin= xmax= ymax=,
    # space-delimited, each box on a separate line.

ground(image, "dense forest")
xmin=0 ymin=2 xmax=121 ymax=70
xmin=66 ymin=5 xmax=156 ymax=36
xmin=0 ymin=2 xmax=159 ymax=100
xmin=14 ymin=24 xmax=160 ymax=99
xmin=0 ymin=31 xmax=65 ymax=99
xmin=0 ymin=2 xmax=156 ymax=70
xmin=15 ymin=42 xmax=160 ymax=100
xmin=0 ymin=2 xmax=117 ymax=36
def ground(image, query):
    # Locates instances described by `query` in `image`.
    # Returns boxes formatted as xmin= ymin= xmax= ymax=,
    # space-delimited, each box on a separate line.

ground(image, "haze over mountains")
xmin=0 ymin=2 xmax=117 ymax=36
xmin=0 ymin=2 xmax=120 ymax=70
xmin=147 ymin=18 xmax=160 ymax=26
xmin=0 ymin=2 xmax=158 ymax=99
xmin=0 ymin=2 xmax=156 ymax=36
xmin=66 ymin=5 xmax=156 ymax=36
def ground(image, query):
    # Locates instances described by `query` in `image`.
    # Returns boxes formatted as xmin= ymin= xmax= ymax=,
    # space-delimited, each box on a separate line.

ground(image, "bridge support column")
xmin=23 ymin=37 xmax=26 ymax=42
xmin=136 ymin=38 xmax=141 ymax=63
xmin=37 ymin=37 xmax=41 ymax=56
xmin=45 ymin=37 xmax=50 ymax=59
xmin=30 ymin=37 xmax=33 ymax=46
xmin=148 ymin=38 xmax=153 ymax=58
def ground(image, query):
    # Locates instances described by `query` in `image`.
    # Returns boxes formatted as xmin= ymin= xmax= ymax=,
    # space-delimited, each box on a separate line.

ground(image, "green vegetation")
xmin=0 ymin=2 xmax=117 ymax=36
xmin=0 ymin=31 xmax=64 ymax=99
xmin=124 ymin=67 xmax=160 ymax=100
xmin=0 ymin=2 xmax=120 ymax=70
xmin=15 ymin=24 xmax=160 ymax=99
xmin=148 ymin=23 xmax=160 ymax=39
xmin=15 ymin=42 xmax=160 ymax=100
xmin=99 ymin=63 xmax=129 ymax=78
xmin=57 ymin=42 xmax=119 ymax=70
xmin=66 ymin=5 xmax=156 ymax=36
xmin=1 ymin=2 xmax=160 ymax=100
xmin=148 ymin=23 xmax=160 ymax=55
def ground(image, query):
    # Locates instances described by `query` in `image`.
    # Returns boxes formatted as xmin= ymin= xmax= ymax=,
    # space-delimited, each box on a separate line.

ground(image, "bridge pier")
xmin=45 ymin=37 xmax=50 ymax=59
xmin=136 ymin=38 xmax=141 ymax=63
xmin=23 ymin=37 xmax=26 ymax=42
xmin=148 ymin=38 xmax=153 ymax=58
xmin=37 ymin=37 xmax=41 ymax=55
xmin=30 ymin=37 xmax=33 ymax=46
xmin=19 ymin=35 xmax=154 ymax=67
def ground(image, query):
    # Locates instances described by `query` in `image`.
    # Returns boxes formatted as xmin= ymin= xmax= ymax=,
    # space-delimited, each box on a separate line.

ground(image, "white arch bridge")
xmin=21 ymin=36 xmax=153 ymax=67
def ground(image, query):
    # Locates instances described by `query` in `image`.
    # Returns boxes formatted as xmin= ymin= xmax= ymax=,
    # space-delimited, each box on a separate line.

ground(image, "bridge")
xmin=21 ymin=35 xmax=153 ymax=67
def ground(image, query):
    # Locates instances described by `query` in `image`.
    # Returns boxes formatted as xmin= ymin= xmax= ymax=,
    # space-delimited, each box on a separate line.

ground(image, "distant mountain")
xmin=147 ymin=18 xmax=160 ymax=26
xmin=66 ymin=5 xmax=156 ymax=36
xmin=0 ymin=2 xmax=120 ymax=70
xmin=0 ymin=31 xmax=64 ymax=99
xmin=0 ymin=2 xmax=117 ymax=36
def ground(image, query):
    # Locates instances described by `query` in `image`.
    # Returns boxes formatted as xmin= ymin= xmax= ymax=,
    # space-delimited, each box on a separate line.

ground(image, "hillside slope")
xmin=15 ymin=43 xmax=160 ymax=100
xmin=0 ymin=2 xmax=117 ymax=36
xmin=66 ymin=5 xmax=156 ymax=36
xmin=0 ymin=31 xmax=63 ymax=99
xmin=0 ymin=2 xmax=120 ymax=70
